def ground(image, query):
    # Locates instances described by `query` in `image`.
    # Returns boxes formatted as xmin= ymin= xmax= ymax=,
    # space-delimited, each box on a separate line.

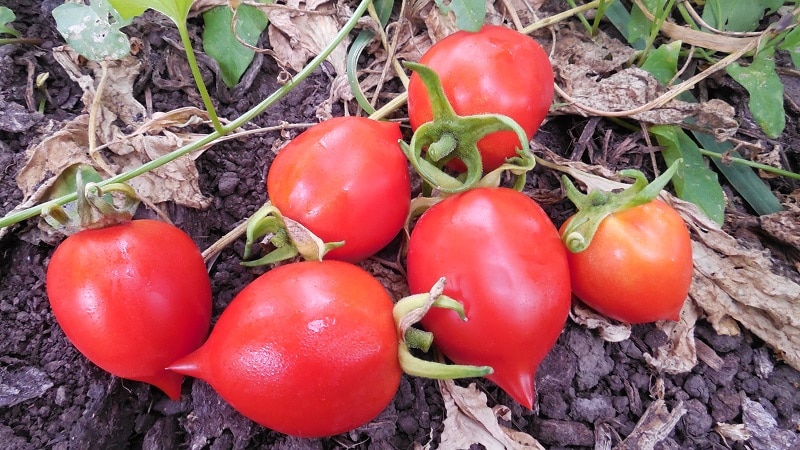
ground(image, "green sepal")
xmin=561 ymin=158 xmax=683 ymax=253
xmin=402 ymin=61 xmax=534 ymax=193
xmin=242 ymin=202 xmax=343 ymax=266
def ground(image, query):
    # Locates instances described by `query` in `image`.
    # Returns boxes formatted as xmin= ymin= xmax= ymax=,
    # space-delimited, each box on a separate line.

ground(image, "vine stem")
xmin=521 ymin=0 xmax=602 ymax=34
xmin=0 ymin=0 xmax=374 ymax=231
xmin=176 ymin=21 xmax=223 ymax=133
xmin=698 ymin=149 xmax=800 ymax=180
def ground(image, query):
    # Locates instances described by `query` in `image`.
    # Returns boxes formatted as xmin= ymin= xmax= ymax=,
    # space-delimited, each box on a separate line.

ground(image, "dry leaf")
xmin=759 ymin=190 xmax=800 ymax=252
xmin=15 ymin=45 xmax=212 ymax=237
xmin=615 ymin=399 xmax=686 ymax=450
xmin=551 ymin=29 xmax=738 ymax=135
xmin=643 ymin=299 xmax=700 ymax=374
xmin=570 ymin=302 xmax=631 ymax=343
xmin=437 ymin=380 xmax=544 ymax=450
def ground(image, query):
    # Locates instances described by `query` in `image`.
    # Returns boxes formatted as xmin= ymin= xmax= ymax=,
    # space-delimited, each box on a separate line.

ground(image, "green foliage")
xmin=0 ymin=6 xmax=21 ymax=38
xmin=650 ymin=126 xmax=726 ymax=225
xmin=701 ymin=0 xmax=784 ymax=32
xmin=726 ymin=47 xmax=785 ymax=139
xmin=52 ymin=0 xmax=131 ymax=61
xmin=777 ymin=26 xmax=800 ymax=67
xmin=107 ymin=0 xmax=192 ymax=25
xmin=434 ymin=0 xmax=486 ymax=32
xmin=640 ymin=40 xmax=681 ymax=85
xmin=202 ymin=5 xmax=268 ymax=88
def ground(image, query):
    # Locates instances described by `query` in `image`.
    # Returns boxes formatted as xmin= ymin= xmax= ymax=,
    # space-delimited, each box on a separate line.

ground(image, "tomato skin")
xmin=561 ymin=200 xmax=693 ymax=324
xmin=267 ymin=116 xmax=411 ymax=263
xmin=406 ymin=188 xmax=571 ymax=409
xmin=168 ymin=260 xmax=402 ymax=438
xmin=45 ymin=219 xmax=212 ymax=400
xmin=407 ymin=25 xmax=554 ymax=171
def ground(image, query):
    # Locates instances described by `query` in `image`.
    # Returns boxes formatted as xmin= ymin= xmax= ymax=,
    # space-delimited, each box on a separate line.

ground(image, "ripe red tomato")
xmin=45 ymin=219 xmax=212 ymax=400
xmin=267 ymin=116 xmax=411 ymax=263
xmin=407 ymin=25 xmax=554 ymax=172
xmin=406 ymin=187 xmax=571 ymax=409
xmin=560 ymin=199 xmax=693 ymax=324
xmin=168 ymin=260 xmax=402 ymax=438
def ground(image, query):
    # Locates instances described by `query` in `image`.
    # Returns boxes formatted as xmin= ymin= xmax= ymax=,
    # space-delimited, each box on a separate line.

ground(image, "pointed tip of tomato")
xmin=166 ymin=350 xmax=205 ymax=380
xmin=134 ymin=370 xmax=185 ymax=401
xmin=490 ymin=371 xmax=536 ymax=410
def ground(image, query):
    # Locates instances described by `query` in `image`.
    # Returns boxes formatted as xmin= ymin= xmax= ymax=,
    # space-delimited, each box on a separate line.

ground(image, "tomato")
xmin=45 ymin=219 xmax=212 ymax=400
xmin=560 ymin=199 xmax=693 ymax=324
xmin=168 ymin=260 xmax=402 ymax=438
xmin=407 ymin=25 xmax=554 ymax=172
xmin=406 ymin=187 xmax=571 ymax=409
xmin=267 ymin=116 xmax=411 ymax=263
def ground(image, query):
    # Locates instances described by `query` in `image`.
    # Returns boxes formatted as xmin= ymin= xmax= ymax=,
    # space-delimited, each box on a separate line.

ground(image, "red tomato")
xmin=407 ymin=25 xmax=554 ymax=172
xmin=406 ymin=187 xmax=571 ymax=409
xmin=267 ymin=116 xmax=411 ymax=263
xmin=168 ymin=260 xmax=402 ymax=438
xmin=45 ymin=219 xmax=212 ymax=400
xmin=560 ymin=199 xmax=693 ymax=324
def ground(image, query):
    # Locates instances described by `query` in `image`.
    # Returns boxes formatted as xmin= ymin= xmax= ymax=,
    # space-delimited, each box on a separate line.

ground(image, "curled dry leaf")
xmin=759 ymin=189 xmax=800 ymax=253
xmin=551 ymin=29 xmax=738 ymax=136
xmin=569 ymin=302 xmax=631 ymax=343
xmin=642 ymin=299 xmax=700 ymax=374
xmin=716 ymin=394 xmax=800 ymax=450
xmin=437 ymin=380 xmax=544 ymax=450
xmin=615 ymin=399 xmax=686 ymax=450
xmin=15 ymin=46 xmax=212 ymax=238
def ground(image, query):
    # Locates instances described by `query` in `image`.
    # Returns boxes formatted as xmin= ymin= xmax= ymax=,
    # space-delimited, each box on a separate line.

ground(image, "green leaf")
xmin=650 ymin=125 xmax=726 ymax=225
xmin=777 ymin=26 xmax=800 ymax=68
xmin=52 ymin=0 xmax=131 ymax=61
xmin=0 ymin=6 xmax=20 ymax=38
xmin=701 ymin=0 xmax=783 ymax=32
xmin=202 ymin=5 xmax=268 ymax=88
xmin=640 ymin=40 xmax=681 ymax=85
xmin=691 ymin=130 xmax=782 ymax=215
xmin=449 ymin=0 xmax=486 ymax=32
xmin=107 ymin=0 xmax=193 ymax=26
xmin=726 ymin=47 xmax=785 ymax=139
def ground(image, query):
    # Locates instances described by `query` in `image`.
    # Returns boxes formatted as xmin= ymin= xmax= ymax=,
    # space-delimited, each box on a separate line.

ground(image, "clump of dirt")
xmin=1 ymin=1 xmax=799 ymax=449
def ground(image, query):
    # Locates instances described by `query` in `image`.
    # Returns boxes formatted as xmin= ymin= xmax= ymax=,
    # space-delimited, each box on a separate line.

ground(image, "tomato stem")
xmin=401 ymin=61 xmax=534 ymax=193
xmin=561 ymin=158 xmax=684 ymax=252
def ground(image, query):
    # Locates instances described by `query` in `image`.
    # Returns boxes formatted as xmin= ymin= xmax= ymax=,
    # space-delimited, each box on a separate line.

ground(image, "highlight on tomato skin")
xmin=407 ymin=24 xmax=555 ymax=172
xmin=45 ymin=219 xmax=213 ymax=400
xmin=168 ymin=260 xmax=403 ymax=438
xmin=561 ymin=199 xmax=694 ymax=324
xmin=266 ymin=116 xmax=412 ymax=263
xmin=406 ymin=187 xmax=572 ymax=410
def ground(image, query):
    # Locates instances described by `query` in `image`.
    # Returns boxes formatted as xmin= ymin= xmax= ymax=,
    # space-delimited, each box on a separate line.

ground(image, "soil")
xmin=1 ymin=1 xmax=799 ymax=449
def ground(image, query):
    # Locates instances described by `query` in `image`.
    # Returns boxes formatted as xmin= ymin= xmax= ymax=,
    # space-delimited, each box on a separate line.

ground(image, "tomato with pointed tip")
xmin=560 ymin=199 xmax=693 ymax=324
xmin=407 ymin=24 xmax=554 ymax=172
xmin=45 ymin=219 xmax=212 ymax=400
xmin=406 ymin=187 xmax=571 ymax=409
xmin=267 ymin=116 xmax=411 ymax=263
xmin=168 ymin=260 xmax=402 ymax=438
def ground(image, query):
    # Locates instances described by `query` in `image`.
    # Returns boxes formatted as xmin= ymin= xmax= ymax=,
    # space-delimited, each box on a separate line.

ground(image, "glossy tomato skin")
xmin=406 ymin=188 xmax=571 ymax=409
xmin=168 ymin=260 xmax=402 ymax=438
xmin=561 ymin=200 xmax=693 ymax=324
xmin=45 ymin=219 xmax=212 ymax=400
xmin=407 ymin=25 xmax=554 ymax=171
xmin=267 ymin=116 xmax=411 ymax=263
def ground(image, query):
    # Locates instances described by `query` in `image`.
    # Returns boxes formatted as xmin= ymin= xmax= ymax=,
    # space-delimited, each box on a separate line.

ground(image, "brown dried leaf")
xmin=643 ymin=300 xmax=700 ymax=374
xmin=615 ymin=399 xmax=686 ymax=450
xmin=551 ymin=30 xmax=738 ymax=135
xmin=570 ymin=302 xmax=631 ymax=343
xmin=438 ymin=380 xmax=544 ymax=450
xmin=759 ymin=190 xmax=800 ymax=252
xmin=15 ymin=45 xmax=212 ymax=230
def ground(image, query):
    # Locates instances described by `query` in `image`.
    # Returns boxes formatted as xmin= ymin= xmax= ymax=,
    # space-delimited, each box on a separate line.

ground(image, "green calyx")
xmin=42 ymin=164 xmax=139 ymax=234
xmin=242 ymin=203 xmax=343 ymax=266
xmin=402 ymin=61 xmax=535 ymax=194
xmin=561 ymin=158 xmax=684 ymax=253
xmin=393 ymin=277 xmax=493 ymax=380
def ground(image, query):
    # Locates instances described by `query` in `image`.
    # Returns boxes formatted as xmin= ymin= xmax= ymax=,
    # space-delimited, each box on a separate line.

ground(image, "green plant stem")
xmin=0 ymin=0 xmax=374 ymax=231
xmin=523 ymin=0 xmax=602 ymax=34
xmin=176 ymin=22 xmax=223 ymax=133
xmin=0 ymin=37 xmax=44 ymax=45
xmin=699 ymin=149 xmax=800 ymax=180
xmin=563 ymin=0 xmax=593 ymax=34
xmin=636 ymin=0 xmax=676 ymax=66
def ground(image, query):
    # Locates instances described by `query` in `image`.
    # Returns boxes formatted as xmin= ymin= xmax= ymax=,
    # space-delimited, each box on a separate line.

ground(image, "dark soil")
xmin=1 ymin=1 xmax=799 ymax=449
